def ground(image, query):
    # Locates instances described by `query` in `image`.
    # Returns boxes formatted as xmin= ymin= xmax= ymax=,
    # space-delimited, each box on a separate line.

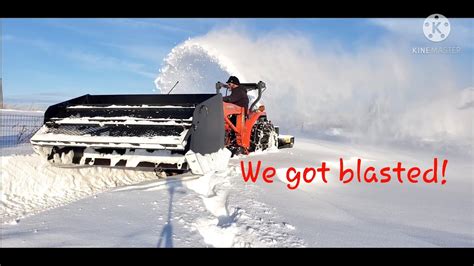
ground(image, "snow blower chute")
xmin=30 ymin=94 xmax=227 ymax=174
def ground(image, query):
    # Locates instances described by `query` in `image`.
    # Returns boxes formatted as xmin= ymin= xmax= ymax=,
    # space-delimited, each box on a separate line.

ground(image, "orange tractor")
xmin=216 ymin=81 xmax=294 ymax=156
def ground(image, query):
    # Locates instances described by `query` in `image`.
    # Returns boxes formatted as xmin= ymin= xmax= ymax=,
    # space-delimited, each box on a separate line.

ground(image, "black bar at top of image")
xmin=1 ymin=2 xmax=472 ymax=18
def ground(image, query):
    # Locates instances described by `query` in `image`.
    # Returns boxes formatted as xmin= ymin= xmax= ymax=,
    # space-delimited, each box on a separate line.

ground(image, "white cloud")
xmin=369 ymin=18 xmax=474 ymax=48
xmin=101 ymin=18 xmax=193 ymax=34
xmin=369 ymin=18 xmax=422 ymax=36
xmin=5 ymin=35 xmax=157 ymax=79
xmin=64 ymin=50 xmax=156 ymax=78
xmin=99 ymin=42 xmax=169 ymax=64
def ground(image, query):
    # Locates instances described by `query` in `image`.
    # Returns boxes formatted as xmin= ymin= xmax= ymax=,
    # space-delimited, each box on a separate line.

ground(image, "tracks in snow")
xmin=185 ymin=165 xmax=305 ymax=247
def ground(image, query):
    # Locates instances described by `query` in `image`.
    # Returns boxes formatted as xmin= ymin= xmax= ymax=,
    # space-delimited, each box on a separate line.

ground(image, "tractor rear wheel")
xmin=250 ymin=117 xmax=278 ymax=152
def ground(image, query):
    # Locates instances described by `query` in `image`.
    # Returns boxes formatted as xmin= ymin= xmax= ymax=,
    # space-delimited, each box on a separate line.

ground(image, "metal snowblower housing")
xmin=31 ymin=94 xmax=225 ymax=172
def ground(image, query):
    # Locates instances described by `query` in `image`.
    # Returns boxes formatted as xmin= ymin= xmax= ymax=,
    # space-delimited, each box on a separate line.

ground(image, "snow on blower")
xmin=30 ymin=81 xmax=294 ymax=175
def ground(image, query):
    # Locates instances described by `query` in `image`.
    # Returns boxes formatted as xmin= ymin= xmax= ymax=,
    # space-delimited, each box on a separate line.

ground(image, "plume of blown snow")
xmin=154 ymin=27 xmax=473 ymax=155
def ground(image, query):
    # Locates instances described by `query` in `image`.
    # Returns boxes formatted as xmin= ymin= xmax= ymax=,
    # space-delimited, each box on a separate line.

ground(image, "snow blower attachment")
xmin=30 ymin=94 xmax=227 ymax=174
xmin=31 ymin=80 xmax=294 ymax=174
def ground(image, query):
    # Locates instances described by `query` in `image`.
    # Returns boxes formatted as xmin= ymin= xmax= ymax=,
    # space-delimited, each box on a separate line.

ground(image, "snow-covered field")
xmin=1 ymin=137 xmax=472 ymax=247
xmin=1 ymin=26 xmax=472 ymax=247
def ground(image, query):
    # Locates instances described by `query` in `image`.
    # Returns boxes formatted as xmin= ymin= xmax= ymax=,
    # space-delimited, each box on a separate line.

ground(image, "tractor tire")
xmin=250 ymin=117 xmax=278 ymax=152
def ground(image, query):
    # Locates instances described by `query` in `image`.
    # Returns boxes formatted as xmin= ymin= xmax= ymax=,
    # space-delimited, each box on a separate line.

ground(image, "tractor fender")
xmin=242 ymin=112 xmax=268 ymax=147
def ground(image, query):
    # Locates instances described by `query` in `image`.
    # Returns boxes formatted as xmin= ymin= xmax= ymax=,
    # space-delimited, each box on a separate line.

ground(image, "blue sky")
xmin=1 ymin=18 xmax=472 ymax=108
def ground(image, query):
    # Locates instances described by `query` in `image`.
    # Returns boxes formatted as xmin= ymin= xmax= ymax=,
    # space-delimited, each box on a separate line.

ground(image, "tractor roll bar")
xmin=215 ymin=81 xmax=266 ymax=111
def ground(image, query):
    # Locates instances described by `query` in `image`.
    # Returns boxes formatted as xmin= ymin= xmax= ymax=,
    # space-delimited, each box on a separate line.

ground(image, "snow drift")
xmin=0 ymin=154 xmax=158 ymax=223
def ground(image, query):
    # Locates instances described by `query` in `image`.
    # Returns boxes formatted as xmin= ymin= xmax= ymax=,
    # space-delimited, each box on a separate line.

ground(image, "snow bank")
xmin=0 ymin=154 xmax=158 ymax=223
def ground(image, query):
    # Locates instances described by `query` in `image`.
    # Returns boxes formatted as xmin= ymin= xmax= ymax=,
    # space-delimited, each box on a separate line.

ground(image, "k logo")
xmin=423 ymin=14 xmax=451 ymax=42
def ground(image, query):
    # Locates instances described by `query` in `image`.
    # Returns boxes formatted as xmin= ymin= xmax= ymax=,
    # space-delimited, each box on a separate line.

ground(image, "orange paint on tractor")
xmin=223 ymin=102 xmax=268 ymax=154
